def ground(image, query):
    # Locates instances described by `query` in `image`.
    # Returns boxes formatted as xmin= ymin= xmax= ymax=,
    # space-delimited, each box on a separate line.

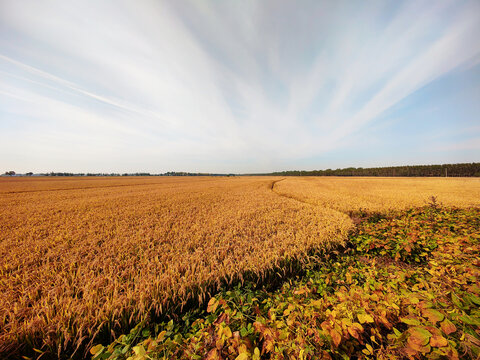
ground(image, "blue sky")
xmin=0 ymin=0 xmax=479 ymax=173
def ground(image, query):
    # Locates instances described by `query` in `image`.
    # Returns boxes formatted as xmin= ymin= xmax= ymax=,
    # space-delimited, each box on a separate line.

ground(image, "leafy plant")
xmin=94 ymin=207 xmax=480 ymax=359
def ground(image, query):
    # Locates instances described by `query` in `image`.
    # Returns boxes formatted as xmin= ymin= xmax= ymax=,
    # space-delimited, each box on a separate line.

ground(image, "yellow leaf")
xmin=430 ymin=334 xmax=448 ymax=348
xmin=263 ymin=338 xmax=274 ymax=353
xmin=347 ymin=322 xmax=364 ymax=340
xmin=235 ymin=353 xmax=248 ymax=360
xmin=390 ymin=303 xmax=400 ymax=310
xmin=252 ymin=347 xmax=261 ymax=360
xmin=90 ymin=344 xmax=103 ymax=355
xmin=206 ymin=348 xmax=219 ymax=360
xmin=157 ymin=330 xmax=166 ymax=341
xmin=133 ymin=345 xmax=146 ymax=356
xmin=330 ymin=329 xmax=342 ymax=347
xmin=223 ymin=326 xmax=232 ymax=338
xmin=358 ymin=313 xmax=374 ymax=324
xmin=407 ymin=327 xmax=432 ymax=353
xmin=207 ymin=297 xmax=218 ymax=313
xmin=440 ymin=319 xmax=456 ymax=335
xmin=409 ymin=296 xmax=420 ymax=304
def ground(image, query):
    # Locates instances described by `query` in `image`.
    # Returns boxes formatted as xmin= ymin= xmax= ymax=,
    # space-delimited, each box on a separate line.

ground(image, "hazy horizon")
xmin=1 ymin=1 xmax=479 ymax=173
xmin=3 ymin=160 xmax=480 ymax=176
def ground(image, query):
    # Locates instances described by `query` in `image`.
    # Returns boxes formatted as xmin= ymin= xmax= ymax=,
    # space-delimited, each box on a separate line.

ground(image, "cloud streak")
xmin=0 ymin=0 xmax=479 ymax=172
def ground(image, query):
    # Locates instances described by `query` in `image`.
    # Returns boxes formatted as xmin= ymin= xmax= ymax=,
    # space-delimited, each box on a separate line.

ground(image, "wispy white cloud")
xmin=328 ymin=3 xmax=480 ymax=145
xmin=0 ymin=0 xmax=479 ymax=172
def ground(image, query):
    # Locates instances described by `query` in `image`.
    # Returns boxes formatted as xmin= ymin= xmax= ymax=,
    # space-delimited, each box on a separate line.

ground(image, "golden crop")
xmin=273 ymin=177 xmax=480 ymax=213
xmin=0 ymin=176 xmax=478 ymax=357
xmin=0 ymin=176 xmax=351 ymax=356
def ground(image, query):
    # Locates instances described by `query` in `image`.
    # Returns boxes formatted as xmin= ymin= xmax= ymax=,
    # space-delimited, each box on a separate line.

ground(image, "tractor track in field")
xmin=270 ymin=178 xmax=320 ymax=208
xmin=269 ymin=178 xmax=356 ymax=225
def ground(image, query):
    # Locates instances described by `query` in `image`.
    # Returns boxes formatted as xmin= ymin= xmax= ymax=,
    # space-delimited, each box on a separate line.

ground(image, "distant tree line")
xmin=37 ymin=172 xmax=233 ymax=177
xmin=5 ymin=163 xmax=478 ymax=178
xmin=2 ymin=171 xmax=33 ymax=176
xmin=43 ymin=172 xmax=151 ymax=176
xmin=162 ymin=172 xmax=233 ymax=176
xmin=267 ymin=162 xmax=480 ymax=177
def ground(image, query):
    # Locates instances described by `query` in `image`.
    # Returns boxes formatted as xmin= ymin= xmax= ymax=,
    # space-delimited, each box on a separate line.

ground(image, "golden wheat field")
xmin=1 ymin=176 xmax=479 ymax=357
xmin=273 ymin=176 xmax=480 ymax=213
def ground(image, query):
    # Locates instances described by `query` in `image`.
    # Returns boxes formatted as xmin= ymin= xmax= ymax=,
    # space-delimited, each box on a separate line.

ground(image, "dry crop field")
xmin=0 ymin=176 xmax=479 ymax=358
xmin=273 ymin=177 xmax=480 ymax=213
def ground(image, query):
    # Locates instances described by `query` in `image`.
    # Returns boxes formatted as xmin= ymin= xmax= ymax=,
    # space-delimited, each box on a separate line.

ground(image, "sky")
xmin=0 ymin=0 xmax=479 ymax=174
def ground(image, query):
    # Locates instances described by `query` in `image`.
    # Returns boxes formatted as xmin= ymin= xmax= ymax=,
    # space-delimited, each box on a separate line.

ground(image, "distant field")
xmin=0 ymin=176 xmax=479 ymax=357
xmin=274 ymin=177 xmax=480 ymax=213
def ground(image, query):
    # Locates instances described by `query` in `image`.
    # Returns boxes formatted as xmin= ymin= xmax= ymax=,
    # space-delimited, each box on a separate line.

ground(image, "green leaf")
xmin=422 ymin=309 xmax=444 ymax=323
xmin=393 ymin=327 xmax=402 ymax=337
xmin=400 ymin=317 xmax=421 ymax=326
xmin=467 ymin=294 xmax=480 ymax=306
xmin=451 ymin=293 xmax=464 ymax=309
xmin=458 ymin=315 xmax=480 ymax=326
xmin=240 ymin=327 xmax=248 ymax=337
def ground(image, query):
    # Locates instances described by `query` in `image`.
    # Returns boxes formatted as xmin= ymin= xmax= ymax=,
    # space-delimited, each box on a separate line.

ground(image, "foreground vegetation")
xmin=92 ymin=205 xmax=480 ymax=359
